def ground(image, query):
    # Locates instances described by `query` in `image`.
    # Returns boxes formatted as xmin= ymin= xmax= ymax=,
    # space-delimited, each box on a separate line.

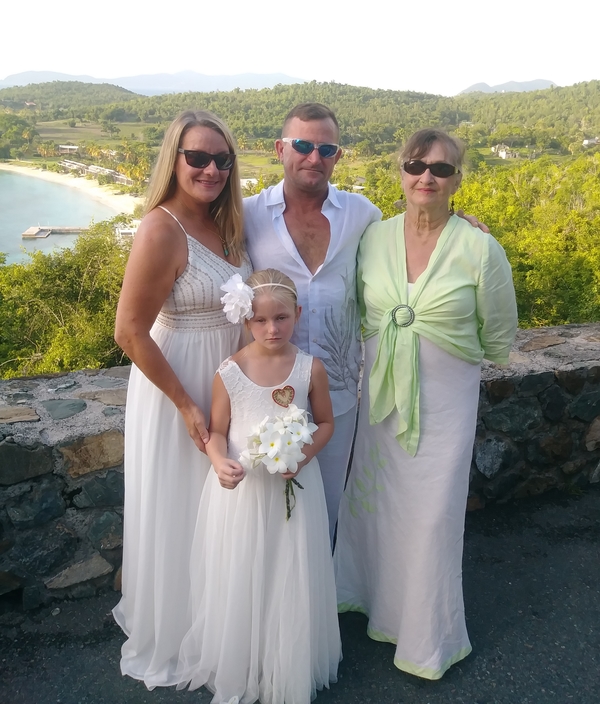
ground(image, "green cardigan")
xmin=358 ymin=213 xmax=518 ymax=456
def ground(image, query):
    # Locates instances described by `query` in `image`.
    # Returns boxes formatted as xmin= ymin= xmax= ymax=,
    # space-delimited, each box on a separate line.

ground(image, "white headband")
xmin=251 ymin=283 xmax=297 ymax=297
xmin=220 ymin=275 xmax=297 ymax=325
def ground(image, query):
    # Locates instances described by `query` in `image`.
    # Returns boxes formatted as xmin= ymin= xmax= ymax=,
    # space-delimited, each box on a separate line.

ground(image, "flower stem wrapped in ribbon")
xmin=238 ymin=404 xmax=318 ymax=520
xmin=220 ymin=274 xmax=255 ymax=325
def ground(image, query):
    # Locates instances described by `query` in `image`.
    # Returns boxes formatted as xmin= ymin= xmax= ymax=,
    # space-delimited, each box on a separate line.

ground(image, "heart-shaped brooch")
xmin=272 ymin=385 xmax=295 ymax=408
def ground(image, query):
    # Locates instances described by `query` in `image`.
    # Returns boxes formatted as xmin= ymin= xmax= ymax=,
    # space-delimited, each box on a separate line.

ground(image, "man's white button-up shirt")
xmin=244 ymin=181 xmax=381 ymax=417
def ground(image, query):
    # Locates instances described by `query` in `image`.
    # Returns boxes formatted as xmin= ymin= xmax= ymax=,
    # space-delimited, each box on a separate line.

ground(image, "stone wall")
xmin=1 ymin=324 xmax=599 ymax=609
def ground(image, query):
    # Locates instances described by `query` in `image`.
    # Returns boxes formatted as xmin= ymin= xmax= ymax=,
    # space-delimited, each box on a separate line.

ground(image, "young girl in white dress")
xmin=175 ymin=269 xmax=341 ymax=704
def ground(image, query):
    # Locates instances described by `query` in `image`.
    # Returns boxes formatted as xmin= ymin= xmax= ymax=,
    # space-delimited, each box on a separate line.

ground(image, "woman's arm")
xmin=281 ymin=358 xmax=334 ymax=479
xmin=206 ymin=373 xmax=245 ymax=489
xmin=476 ymin=234 xmax=519 ymax=364
xmin=114 ymin=210 xmax=210 ymax=451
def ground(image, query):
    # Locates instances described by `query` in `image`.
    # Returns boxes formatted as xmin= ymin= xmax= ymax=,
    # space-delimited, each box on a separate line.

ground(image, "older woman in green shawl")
xmin=335 ymin=129 xmax=517 ymax=680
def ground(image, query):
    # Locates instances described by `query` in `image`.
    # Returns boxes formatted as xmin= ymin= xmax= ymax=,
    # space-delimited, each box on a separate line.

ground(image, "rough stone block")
xmin=72 ymin=470 xmax=124 ymax=508
xmin=58 ymin=430 xmax=124 ymax=478
xmin=561 ymin=459 xmax=587 ymax=476
xmin=0 ymin=570 xmax=22 ymax=596
xmin=527 ymin=430 xmax=573 ymax=465
xmin=0 ymin=441 xmax=53 ymax=486
xmin=485 ymin=379 xmax=516 ymax=405
xmin=584 ymin=417 xmax=600 ymax=451
xmin=520 ymin=335 xmax=565 ymax=352
xmin=22 ymin=584 xmax=48 ymax=611
xmin=474 ymin=434 xmax=520 ymax=479
xmin=513 ymin=473 xmax=561 ymax=499
xmin=40 ymin=399 xmax=87 ymax=420
xmin=588 ymin=366 xmax=600 ymax=384
xmin=104 ymin=366 xmax=131 ymax=379
xmin=569 ymin=391 xmax=600 ymax=423
xmin=88 ymin=511 xmax=123 ymax=551
xmin=8 ymin=523 xmax=78 ymax=576
xmin=44 ymin=553 xmax=113 ymax=589
xmin=555 ymin=369 xmax=587 ymax=395
xmin=89 ymin=378 xmax=124 ymax=389
xmin=0 ymin=406 xmax=39 ymax=423
xmin=6 ymin=478 xmax=66 ymax=529
xmin=76 ymin=389 xmax=127 ymax=406
xmin=483 ymin=399 xmax=544 ymax=441
xmin=519 ymin=372 xmax=554 ymax=397
xmin=539 ymin=385 xmax=568 ymax=422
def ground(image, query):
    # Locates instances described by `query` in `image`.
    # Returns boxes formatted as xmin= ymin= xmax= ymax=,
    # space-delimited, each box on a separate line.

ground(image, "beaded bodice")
xmin=154 ymin=206 xmax=252 ymax=331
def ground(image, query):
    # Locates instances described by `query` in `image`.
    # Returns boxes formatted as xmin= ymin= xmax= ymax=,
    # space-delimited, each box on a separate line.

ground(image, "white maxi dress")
xmin=113 ymin=208 xmax=251 ymax=688
xmin=335 ymin=329 xmax=480 ymax=680
xmin=176 ymin=350 xmax=341 ymax=704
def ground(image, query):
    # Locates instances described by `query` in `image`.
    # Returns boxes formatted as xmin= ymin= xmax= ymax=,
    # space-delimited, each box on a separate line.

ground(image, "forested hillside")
xmin=3 ymin=79 xmax=600 ymax=151
xmin=0 ymin=80 xmax=599 ymax=377
xmin=0 ymin=81 xmax=140 ymax=112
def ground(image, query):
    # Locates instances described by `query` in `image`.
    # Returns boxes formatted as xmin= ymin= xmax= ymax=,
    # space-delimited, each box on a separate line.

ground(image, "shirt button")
xmin=312 ymin=338 xmax=317 ymax=343
xmin=311 ymin=309 xmax=317 ymax=313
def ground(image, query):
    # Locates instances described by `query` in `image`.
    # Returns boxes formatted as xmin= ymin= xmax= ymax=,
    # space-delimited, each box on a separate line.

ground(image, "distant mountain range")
xmin=459 ymin=79 xmax=557 ymax=94
xmin=0 ymin=70 xmax=305 ymax=95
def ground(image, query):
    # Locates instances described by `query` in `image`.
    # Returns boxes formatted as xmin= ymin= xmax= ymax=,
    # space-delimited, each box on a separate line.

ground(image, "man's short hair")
xmin=282 ymin=103 xmax=339 ymax=136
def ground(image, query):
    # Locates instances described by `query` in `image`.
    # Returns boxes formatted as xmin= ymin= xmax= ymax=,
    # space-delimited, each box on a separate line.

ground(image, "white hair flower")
xmin=220 ymin=274 xmax=255 ymax=324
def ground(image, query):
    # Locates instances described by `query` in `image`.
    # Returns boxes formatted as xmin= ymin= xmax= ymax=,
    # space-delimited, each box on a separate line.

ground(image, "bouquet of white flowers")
xmin=238 ymin=404 xmax=318 ymax=520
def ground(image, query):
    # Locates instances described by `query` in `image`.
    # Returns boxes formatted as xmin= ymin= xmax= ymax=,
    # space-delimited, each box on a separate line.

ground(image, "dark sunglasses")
xmin=282 ymin=138 xmax=339 ymax=159
xmin=403 ymin=160 xmax=460 ymax=178
xmin=177 ymin=148 xmax=236 ymax=171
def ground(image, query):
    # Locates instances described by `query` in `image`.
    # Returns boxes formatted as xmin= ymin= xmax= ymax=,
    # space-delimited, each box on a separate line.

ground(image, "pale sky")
xmin=2 ymin=0 xmax=598 ymax=96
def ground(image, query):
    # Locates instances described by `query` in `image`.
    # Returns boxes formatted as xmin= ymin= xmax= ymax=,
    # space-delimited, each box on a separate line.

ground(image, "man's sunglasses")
xmin=282 ymin=138 xmax=340 ymax=159
xmin=403 ymin=160 xmax=460 ymax=178
xmin=177 ymin=149 xmax=236 ymax=171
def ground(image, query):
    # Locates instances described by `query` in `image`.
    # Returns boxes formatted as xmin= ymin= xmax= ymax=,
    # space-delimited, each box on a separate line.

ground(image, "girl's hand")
xmin=214 ymin=458 xmax=245 ymax=490
xmin=179 ymin=401 xmax=210 ymax=453
xmin=281 ymin=459 xmax=307 ymax=480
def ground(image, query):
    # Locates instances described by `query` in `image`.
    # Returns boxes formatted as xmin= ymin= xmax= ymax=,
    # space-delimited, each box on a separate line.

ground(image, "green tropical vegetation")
xmin=0 ymin=218 xmax=131 ymax=378
xmin=0 ymin=79 xmax=599 ymax=377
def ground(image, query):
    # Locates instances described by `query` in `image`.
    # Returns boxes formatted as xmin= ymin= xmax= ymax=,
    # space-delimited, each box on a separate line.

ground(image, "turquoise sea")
xmin=0 ymin=170 xmax=118 ymax=264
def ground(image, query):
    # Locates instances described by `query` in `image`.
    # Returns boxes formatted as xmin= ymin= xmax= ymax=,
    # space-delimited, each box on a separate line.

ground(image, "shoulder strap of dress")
xmin=295 ymin=350 xmax=314 ymax=384
xmin=157 ymin=205 xmax=189 ymax=237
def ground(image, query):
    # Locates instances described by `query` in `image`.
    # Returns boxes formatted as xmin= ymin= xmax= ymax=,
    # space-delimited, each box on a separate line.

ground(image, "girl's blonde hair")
xmin=246 ymin=269 xmax=298 ymax=310
xmin=144 ymin=110 xmax=244 ymax=261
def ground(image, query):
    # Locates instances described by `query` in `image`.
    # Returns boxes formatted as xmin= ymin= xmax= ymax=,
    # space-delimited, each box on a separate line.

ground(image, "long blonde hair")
xmin=144 ymin=110 xmax=244 ymax=260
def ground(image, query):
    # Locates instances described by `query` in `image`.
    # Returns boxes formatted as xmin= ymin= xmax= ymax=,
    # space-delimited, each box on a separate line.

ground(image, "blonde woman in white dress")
xmin=112 ymin=110 xmax=251 ymax=689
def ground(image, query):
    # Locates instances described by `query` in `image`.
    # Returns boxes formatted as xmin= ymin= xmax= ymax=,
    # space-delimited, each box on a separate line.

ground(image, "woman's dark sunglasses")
xmin=282 ymin=138 xmax=339 ymax=158
xmin=178 ymin=148 xmax=236 ymax=171
xmin=403 ymin=160 xmax=460 ymax=178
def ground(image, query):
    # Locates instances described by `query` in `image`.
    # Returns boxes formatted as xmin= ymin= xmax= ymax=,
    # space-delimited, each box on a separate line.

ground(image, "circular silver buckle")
xmin=391 ymin=304 xmax=415 ymax=327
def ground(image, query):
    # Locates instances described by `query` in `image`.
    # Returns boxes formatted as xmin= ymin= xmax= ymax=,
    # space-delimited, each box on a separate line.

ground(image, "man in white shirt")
xmin=244 ymin=103 xmax=380 ymax=543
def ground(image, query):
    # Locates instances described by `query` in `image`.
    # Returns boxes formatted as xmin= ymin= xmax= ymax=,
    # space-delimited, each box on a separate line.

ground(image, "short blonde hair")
xmin=246 ymin=269 xmax=298 ymax=310
xmin=399 ymin=128 xmax=465 ymax=170
xmin=144 ymin=110 xmax=244 ymax=261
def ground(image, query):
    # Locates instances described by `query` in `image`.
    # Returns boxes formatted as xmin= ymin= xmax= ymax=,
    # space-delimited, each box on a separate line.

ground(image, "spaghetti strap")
xmin=158 ymin=205 xmax=190 ymax=237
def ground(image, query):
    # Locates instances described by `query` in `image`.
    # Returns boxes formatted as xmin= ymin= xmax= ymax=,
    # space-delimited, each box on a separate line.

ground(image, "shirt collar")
xmin=265 ymin=180 xmax=343 ymax=210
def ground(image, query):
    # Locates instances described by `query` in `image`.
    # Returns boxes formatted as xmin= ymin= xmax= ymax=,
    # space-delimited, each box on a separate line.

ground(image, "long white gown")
xmin=112 ymin=208 xmax=252 ymax=688
xmin=176 ymin=350 xmax=341 ymax=704
xmin=334 ymin=333 xmax=480 ymax=680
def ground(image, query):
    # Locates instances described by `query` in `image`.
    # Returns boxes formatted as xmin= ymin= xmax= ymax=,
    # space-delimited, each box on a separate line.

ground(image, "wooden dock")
xmin=22 ymin=227 xmax=86 ymax=239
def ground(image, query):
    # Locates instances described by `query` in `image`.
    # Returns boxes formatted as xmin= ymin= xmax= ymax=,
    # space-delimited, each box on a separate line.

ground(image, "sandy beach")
xmin=0 ymin=162 xmax=143 ymax=215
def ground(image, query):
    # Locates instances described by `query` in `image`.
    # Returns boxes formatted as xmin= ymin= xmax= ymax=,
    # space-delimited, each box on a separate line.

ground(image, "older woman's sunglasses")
xmin=178 ymin=148 xmax=236 ymax=171
xmin=403 ymin=160 xmax=460 ymax=178
xmin=282 ymin=138 xmax=340 ymax=158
